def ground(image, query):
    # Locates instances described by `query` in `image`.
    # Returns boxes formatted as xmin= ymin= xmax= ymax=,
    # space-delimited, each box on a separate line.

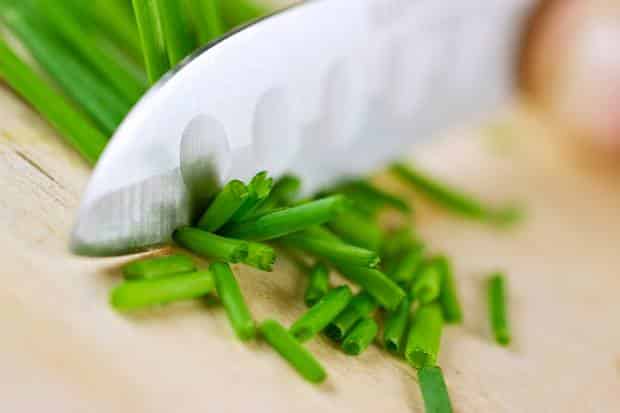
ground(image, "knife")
xmin=71 ymin=0 xmax=537 ymax=257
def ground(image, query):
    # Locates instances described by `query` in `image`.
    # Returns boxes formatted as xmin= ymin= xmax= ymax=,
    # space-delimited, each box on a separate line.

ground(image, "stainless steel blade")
xmin=71 ymin=0 xmax=536 ymax=256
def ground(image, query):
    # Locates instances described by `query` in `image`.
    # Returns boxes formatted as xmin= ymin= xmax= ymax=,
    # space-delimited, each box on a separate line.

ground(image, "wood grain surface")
xmin=1 ymin=82 xmax=619 ymax=412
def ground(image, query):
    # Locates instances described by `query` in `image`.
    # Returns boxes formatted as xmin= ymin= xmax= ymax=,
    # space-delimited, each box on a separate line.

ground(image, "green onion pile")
xmin=0 ymin=1 xmax=517 ymax=412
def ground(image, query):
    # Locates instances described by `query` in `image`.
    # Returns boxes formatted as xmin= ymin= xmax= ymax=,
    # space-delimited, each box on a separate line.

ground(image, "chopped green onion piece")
xmin=229 ymin=171 xmax=273 ymax=222
xmin=110 ymin=270 xmax=214 ymax=311
xmin=304 ymin=262 xmax=330 ymax=307
xmin=410 ymin=260 xmax=442 ymax=304
xmin=325 ymin=291 xmax=376 ymax=341
xmin=194 ymin=0 xmax=225 ymax=44
xmin=223 ymin=195 xmax=349 ymax=241
xmin=331 ymin=263 xmax=405 ymax=311
xmin=0 ymin=36 xmax=107 ymax=164
xmin=383 ymin=297 xmax=411 ymax=354
xmin=122 ymin=254 xmax=196 ymax=280
xmin=132 ymin=0 xmax=170 ymax=84
xmin=342 ymin=317 xmax=378 ymax=356
xmin=197 ymin=180 xmax=249 ymax=232
xmin=437 ymin=256 xmax=463 ymax=324
xmin=256 ymin=175 xmax=301 ymax=212
xmin=243 ymin=242 xmax=276 ymax=272
xmin=405 ymin=303 xmax=444 ymax=368
xmin=216 ymin=0 xmax=268 ymax=29
xmin=338 ymin=180 xmax=411 ymax=213
xmin=210 ymin=262 xmax=256 ymax=341
xmin=488 ymin=273 xmax=510 ymax=346
xmin=328 ymin=209 xmax=384 ymax=251
xmin=156 ymin=0 xmax=196 ymax=66
xmin=388 ymin=242 xmax=425 ymax=286
xmin=381 ymin=226 xmax=417 ymax=262
xmin=259 ymin=319 xmax=326 ymax=383
xmin=418 ymin=366 xmax=454 ymax=413
xmin=173 ymin=227 xmax=248 ymax=263
xmin=290 ymin=286 xmax=352 ymax=342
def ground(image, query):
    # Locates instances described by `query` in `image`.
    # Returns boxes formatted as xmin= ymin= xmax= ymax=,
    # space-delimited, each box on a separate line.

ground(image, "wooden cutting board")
xmin=1 ymin=84 xmax=619 ymax=412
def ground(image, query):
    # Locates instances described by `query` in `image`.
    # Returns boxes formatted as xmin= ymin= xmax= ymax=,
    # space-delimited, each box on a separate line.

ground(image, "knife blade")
xmin=71 ymin=0 xmax=536 ymax=256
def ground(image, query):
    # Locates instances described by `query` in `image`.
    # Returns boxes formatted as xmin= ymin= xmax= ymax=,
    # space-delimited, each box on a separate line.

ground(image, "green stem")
xmin=194 ymin=0 xmax=225 ymax=45
xmin=336 ymin=180 xmax=411 ymax=214
xmin=328 ymin=209 xmax=384 ymax=251
xmin=243 ymin=242 xmax=276 ymax=272
xmin=410 ymin=260 xmax=442 ymax=304
xmin=290 ymin=286 xmax=352 ymax=342
xmin=197 ymin=180 xmax=249 ymax=232
xmin=325 ymin=291 xmax=376 ymax=341
xmin=132 ymin=0 xmax=170 ymax=84
xmin=405 ymin=303 xmax=444 ymax=369
xmin=156 ymin=0 xmax=196 ymax=66
xmin=229 ymin=171 xmax=273 ymax=222
xmin=418 ymin=366 xmax=454 ymax=413
xmin=216 ymin=0 xmax=268 ymax=29
xmin=437 ymin=256 xmax=463 ymax=324
xmin=173 ymin=227 xmax=248 ymax=263
xmin=383 ymin=297 xmax=411 ymax=354
xmin=304 ymin=262 xmax=330 ymax=308
xmin=256 ymin=174 xmax=301 ymax=212
xmin=122 ymin=254 xmax=196 ymax=280
xmin=342 ymin=318 xmax=378 ymax=356
xmin=388 ymin=243 xmax=425 ymax=286
xmin=488 ymin=273 xmax=510 ymax=346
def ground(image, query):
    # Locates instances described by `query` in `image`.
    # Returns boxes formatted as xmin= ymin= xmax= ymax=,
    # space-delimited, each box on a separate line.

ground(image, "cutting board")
xmin=1 ymin=83 xmax=619 ymax=412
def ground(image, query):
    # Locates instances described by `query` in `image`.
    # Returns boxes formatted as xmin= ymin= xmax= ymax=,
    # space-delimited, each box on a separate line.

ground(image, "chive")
xmin=155 ymin=0 xmax=196 ymax=66
xmin=405 ymin=303 xmax=444 ymax=368
xmin=259 ymin=319 xmax=326 ymax=383
xmin=418 ymin=366 xmax=454 ymax=413
xmin=342 ymin=317 xmax=378 ymax=356
xmin=194 ymin=0 xmax=225 ymax=45
xmin=410 ymin=260 xmax=442 ymax=304
xmin=325 ymin=292 xmax=377 ymax=341
xmin=390 ymin=163 xmax=521 ymax=226
xmin=132 ymin=0 xmax=170 ymax=84
xmin=197 ymin=180 xmax=249 ymax=232
xmin=331 ymin=263 xmax=405 ymax=311
xmin=388 ymin=243 xmax=425 ymax=286
xmin=216 ymin=0 xmax=267 ymax=29
xmin=304 ymin=262 xmax=330 ymax=307
xmin=210 ymin=262 xmax=256 ymax=340
xmin=437 ymin=256 xmax=463 ymax=324
xmin=0 ymin=36 xmax=107 ymax=164
xmin=173 ymin=227 xmax=248 ymax=263
xmin=290 ymin=286 xmax=352 ymax=342
xmin=256 ymin=175 xmax=301 ymax=212
xmin=122 ymin=254 xmax=196 ymax=280
xmin=383 ymin=297 xmax=411 ymax=354
xmin=487 ymin=273 xmax=510 ymax=346
xmin=110 ymin=270 xmax=214 ymax=311
xmin=381 ymin=226 xmax=417 ymax=262
xmin=243 ymin=242 xmax=276 ymax=272
xmin=222 ymin=195 xmax=349 ymax=241
xmin=328 ymin=209 xmax=384 ymax=251
xmin=337 ymin=180 xmax=411 ymax=214
xmin=229 ymin=171 xmax=273 ymax=222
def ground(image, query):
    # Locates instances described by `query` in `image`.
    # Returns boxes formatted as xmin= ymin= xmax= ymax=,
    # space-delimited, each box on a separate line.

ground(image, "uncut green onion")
xmin=229 ymin=171 xmax=273 ymax=222
xmin=332 ymin=263 xmax=405 ymax=311
xmin=290 ymin=286 xmax=352 ymax=342
xmin=256 ymin=175 xmax=301 ymax=212
xmin=223 ymin=195 xmax=349 ymax=241
xmin=197 ymin=180 xmax=249 ymax=232
xmin=210 ymin=262 xmax=256 ymax=340
xmin=383 ymin=297 xmax=411 ymax=354
xmin=110 ymin=270 xmax=214 ymax=311
xmin=216 ymin=0 xmax=268 ymax=29
xmin=132 ymin=0 xmax=170 ymax=84
xmin=405 ymin=303 xmax=444 ymax=369
xmin=328 ymin=209 xmax=384 ymax=251
xmin=156 ymin=0 xmax=196 ymax=66
xmin=173 ymin=227 xmax=248 ymax=263
xmin=0 ymin=37 xmax=106 ymax=164
xmin=342 ymin=317 xmax=378 ymax=356
xmin=259 ymin=319 xmax=327 ymax=383
xmin=194 ymin=0 xmax=225 ymax=45
xmin=488 ymin=273 xmax=510 ymax=346
xmin=388 ymin=242 xmax=425 ymax=286
xmin=337 ymin=180 xmax=411 ymax=214
xmin=243 ymin=242 xmax=276 ymax=272
xmin=437 ymin=256 xmax=463 ymax=324
xmin=418 ymin=366 xmax=454 ymax=413
xmin=410 ymin=260 xmax=442 ymax=304
xmin=304 ymin=262 xmax=330 ymax=307
xmin=122 ymin=254 xmax=195 ymax=280
xmin=325 ymin=291 xmax=376 ymax=341
xmin=390 ymin=162 xmax=522 ymax=226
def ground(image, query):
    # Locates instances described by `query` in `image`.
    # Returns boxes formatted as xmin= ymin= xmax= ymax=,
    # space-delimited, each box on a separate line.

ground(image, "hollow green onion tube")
xmin=229 ymin=171 xmax=273 ymax=222
xmin=381 ymin=226 xmax=417 ymax=262
xmin=259 ymin=319 xmax=326 ymax=383
xmin=122 ymin=254 xmax=196 ymax=280
xmin=257 ymin=175 xmax=301 ymax=212
xmin=383 ymin=297 xmax=411 ymax=354
xmin=488 ymin=273 xmax=510 ymax=346
xmin=304 ymin=262 xmax=330 ymax=307
xmin=243 ymin=242 xmax=276 ymax=272
xmin=290 ymin=286 xmax=352 ymax=342
xmin=223 ymin=195 xmax=349 ymax=241
xmin=197 ymin=180 xmax=249 ymax=232
xmin=437 ymin=256 xmax=463 ymax=324
xmin=110 ymin=270 xmax=214 ymax=311
xmin=332 ymin=263 xmax=405 ymax=311
xmin=388 ymin=243 xmax=425 ymax=286
xmin=156 ymin=0 xmax=196 ymax=66
xmin=418 ymin=366 xmax=454 ymax=413
xmin=210 ymin=262 xmax=256 ymax=341
xmin=405 ymin=303 xmax=444 ymax=368
xmin=328 ymin=209 xmax=384 ymax=251
xmin=338 ymin=180 xmax=411 ymax=214
xmin=410 ymin=261 xmax=442 ymax=304
xmin=132 ymin=0 xmax=170 ymax=84
xmin=325 ymin=292 xmax=377 ymax=341
xmin=173 ymin=227 xmax=248 ymax=263
xmin=342 ymin=318 xmax=378 ymax=356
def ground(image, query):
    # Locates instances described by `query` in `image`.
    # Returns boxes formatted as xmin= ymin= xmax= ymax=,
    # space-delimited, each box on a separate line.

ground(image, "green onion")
xmin=122 ymin=254 xmax=196 ymax=280
xmin=390 ymin=162 xmax=522 ymax=226
xmin=256 ymin=175 xmax=301 ymax=212
xmin=132 ymin=0 xmax=170 ymax=84
xmin=388 ymin=242 xmax=425 ymax=286
xmin=381 ymin=226 xmax=417 ymax=262
xmin=304 ymin=262 xmax=330 ymax=307
xmin=210 ymin=262 xmax=256 ymax=341
xmin=418 ymin=366 xmax=454 ymax=413
xmin=110 ymin=270 xmax=214 ymax=311
xmin=405 ymin=303 xmax=444 ymax=369
xmin=383 ymin=297 xmax=411 ymax=354
xmin=155 ymin=0 xmax=196 ymax=66
xmin=437 ymin=256 xmax=463 ymax=324
xmin=410 ymin=260 xmax=442 ymax=304
xmin=487 ymin=273 xmax=510 ymax=346
xmin=259 ymin=319 xmax=327 ymax=384
xmin=331 ymin=263 xmax=405 ymax=311
xmin=216 ymin=0 xmax=267 ymax=29
xmin=173 ymin=227 xmax=248 ymax=263
xmin=290 ymin=286 xmax=352 ymax=342
xmin=336 ymin=180 xmax=411 ymax=214
xmin=243 ymin=242 xmax=276 ymax=272
xmin=341 ymin=317 xmax=378 ymax=356
xmin=229 ymin=171 xmax=273 ymax=222
xmin=325 ymin=291 xmax=377 ymax=341
xmin=222 ymin=195 xmax=349 ymax=241
xmin=197 ymin=180 xmax=249 ymax=232
xmin=0 ymin=36 xmax=107 ymax=164
xmin=194 ymin=0 xmax=225 ymax=45
xmin=328 ymin=209 xmax=384 ymax=251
